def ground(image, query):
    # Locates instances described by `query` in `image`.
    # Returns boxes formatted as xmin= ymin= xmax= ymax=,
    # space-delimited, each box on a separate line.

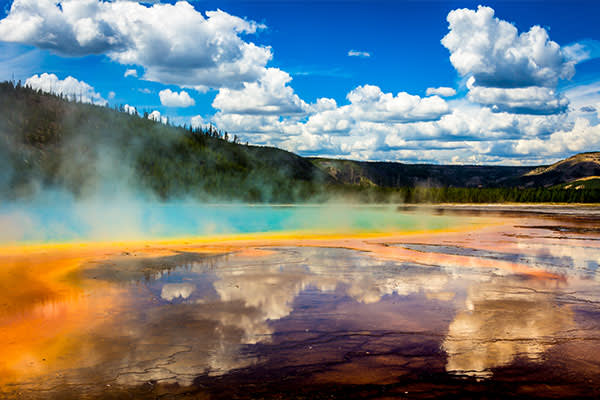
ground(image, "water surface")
xmin=1 ymin=206 xmax=599 ymax=399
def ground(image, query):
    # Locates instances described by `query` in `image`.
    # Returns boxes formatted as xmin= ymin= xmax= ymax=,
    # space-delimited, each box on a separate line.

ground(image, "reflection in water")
xmin=519 ymin=241 xmax=600 ymax=279
xmin=161 ymin=283 xmax=196 ymax=301
xmin=0 ymin=246 xmax=458 ymax=393
xmin=1 ymin=211 xmax=600 ymax=398
xmin=443 ymin=279 xmax=573 ymax=378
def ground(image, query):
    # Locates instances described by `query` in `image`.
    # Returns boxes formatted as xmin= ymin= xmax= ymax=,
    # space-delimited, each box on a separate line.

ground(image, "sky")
xmin=0 ymin=0 xmax=599 ymax=165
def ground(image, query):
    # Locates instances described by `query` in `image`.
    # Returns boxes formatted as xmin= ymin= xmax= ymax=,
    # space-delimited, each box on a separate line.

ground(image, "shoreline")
xmin=398 ymin=203 xmax=600 ymax=216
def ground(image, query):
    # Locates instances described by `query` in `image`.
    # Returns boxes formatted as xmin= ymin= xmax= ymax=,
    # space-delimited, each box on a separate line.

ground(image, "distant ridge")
xmin=310 ymin=153 xmax=600 ymax=190
xmin=519 ymin=152 xmax=600 ymax=187
xmin=309 ymin=158 xmax=534 ymax=188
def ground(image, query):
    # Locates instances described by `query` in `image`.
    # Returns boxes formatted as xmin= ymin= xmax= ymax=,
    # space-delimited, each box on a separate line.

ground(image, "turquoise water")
xmin=0 ymin=203 xmax=461 ymax=243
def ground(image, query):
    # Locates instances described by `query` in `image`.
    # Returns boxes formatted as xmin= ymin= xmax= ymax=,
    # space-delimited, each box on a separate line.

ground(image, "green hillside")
xmin=1 ymin=80 xmax=599 ymax=203
xmin=0 ymin=81 xmax=331 ymax=202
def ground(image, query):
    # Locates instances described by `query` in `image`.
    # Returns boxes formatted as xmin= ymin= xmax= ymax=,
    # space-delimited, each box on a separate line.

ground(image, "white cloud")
xmin=213 ymin=83 xmax=451 ymax=146
xmin=191 ymin=115 xmax=206 ymax=128
xmin=108 ymin=91 xmax=115 ymax=99
xmin=564 ymin=80 xmax=600 ymax=123
xmin=310 ymin=97 xmax=338 ymax=112
xmin=0 ymin=0 xmax=271 ymax=89
xmin=564 ymin=39 xmax=600 ymax=63
xmin=345 ymin=84 xmax=450 ymax=123
xmin=442 ymin=6 xmax=575 ymax=114
xmin=426 ymin=87 xmax=456 ymax=97
xmin=25 ymin=72 xmax=107 ymax=105
xmin=148 ymin=110 xmax=167 ymax=124
xmin=348 ymin=50 xmax=371 ymax=58
xmin=442 ymin=6 xmax=574 ymax=88
xmin=206 ymin=6 xmax=600 ymax=164
xmin=214 ymin=89 xmax=586 ymax=164
xmin=212 ymin=68 xmax=308 ymax=115
xmin=124 ymin=68 xmax=137 ymax=78
xmin=513 ymin=118 xmax=600 ymax=156
xmin=123 ymin=104 xmax=137 ymax=115
xmin=207 ymin=6 xmax=600 ymax=165
xmin=159 ymin=89 xmax=195 ymax=108
xmin=466 ymin=77 xmax=569 ymax=115
xmin=12 ymin=3 xmax=599 ymax=165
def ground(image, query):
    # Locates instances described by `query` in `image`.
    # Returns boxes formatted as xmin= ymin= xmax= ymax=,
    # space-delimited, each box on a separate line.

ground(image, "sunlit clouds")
xmin=159 ymin=89 xmax=196 ymax=108
xmin=25 ymin=73 xmax=107 ymax=105
xmin=1 ymin=1 xmax=599 ymax=164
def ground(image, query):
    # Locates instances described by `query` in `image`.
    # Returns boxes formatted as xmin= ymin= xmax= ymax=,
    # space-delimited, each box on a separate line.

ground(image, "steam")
xmin=0 ymin=199 xmax=456 ymax=243
xmin=0 ymin=83 xmax=454 ymax=244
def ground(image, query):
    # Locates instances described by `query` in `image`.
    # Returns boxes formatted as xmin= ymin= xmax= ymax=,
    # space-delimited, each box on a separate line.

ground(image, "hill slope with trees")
xmin=1 ymin=81 xmax=599 ymax=203
xmin=0 ymin=81 xmax=331 ymax=202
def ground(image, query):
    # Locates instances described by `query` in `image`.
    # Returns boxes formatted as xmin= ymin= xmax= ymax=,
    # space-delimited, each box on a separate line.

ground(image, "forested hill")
xmin=1 ymin=81 xmax=599 ymax=203
xmin=0 ymin=81 xmax=331 ymax=202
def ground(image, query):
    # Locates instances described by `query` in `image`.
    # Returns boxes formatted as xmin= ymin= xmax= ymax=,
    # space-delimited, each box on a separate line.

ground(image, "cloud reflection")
xmin=161 ymin=283 xmax=195 ymax=301
xmin=443 ymin=279 xmax=573 ymax=378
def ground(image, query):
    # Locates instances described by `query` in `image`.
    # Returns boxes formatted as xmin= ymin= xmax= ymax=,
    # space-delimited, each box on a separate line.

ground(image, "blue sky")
xmin=0 ymin=0 xmax=599 ymax=165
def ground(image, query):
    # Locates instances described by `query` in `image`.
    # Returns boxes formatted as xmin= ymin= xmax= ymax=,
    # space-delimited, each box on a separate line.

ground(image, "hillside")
xmin=552 ymin=177 xmax=600 ymax=190
xmin=1 ymin=81 xmax=599 ymax=203
xmin=519 ymin=153 xmax=600 ymax=187
xmin=0 ymin=81 xmax=331 ymax=202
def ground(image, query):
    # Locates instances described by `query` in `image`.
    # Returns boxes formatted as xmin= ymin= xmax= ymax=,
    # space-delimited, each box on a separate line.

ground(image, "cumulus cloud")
xmin=348 ymin=50 xmax=371 ymax=58
xmin=466 ymin=77 xmax=569 ymax=115
xmin=442 ymin=5 xmax=575 ymax=115
xmin=148 ymin=110 xmax=167 ymax=124
xmin=0 ymin=0 xmax=271 ymax=89
xmin=123 ymin=104 xmax=137 ymax=115
xmin=213 ymin=83 xmax=451 ymax=147
xmin=215 ymin=90 xmax=581 ymax=165
xmin=426 ymin=87 xmax=456 ymax=97
xmin=25 ymin=73 xmax=107 ymax=105
xmin=513 ymin=117 xmax=600 ymax=156
xmin=442 ymin=6 xmax=574 ymax=88
xmin=191 ymin=115 xmax=207 ymax=129
xmin=212 ymin=68 xmax=308 ymax=115
xmin=159 ymin=89 xmax=195 ymax=108
xmin=208 ymin=5 xmax=600 ymax=164
xmin=345 ymin=85 xmax=450 ymax=123
xmin=11 ymin=3 xmax=598 ymax=165
xmin=124 ymin=68 xmax=137 ymax=78
xmin=208 ymin=5 xmax=600 ymax=163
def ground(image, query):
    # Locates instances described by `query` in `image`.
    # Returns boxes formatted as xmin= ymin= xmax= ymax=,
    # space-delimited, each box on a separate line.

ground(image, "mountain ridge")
xmin=309 ymin=158 xmax=536 ymax=188
xmin=519 ymin=152 xmax=600 ymax=187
